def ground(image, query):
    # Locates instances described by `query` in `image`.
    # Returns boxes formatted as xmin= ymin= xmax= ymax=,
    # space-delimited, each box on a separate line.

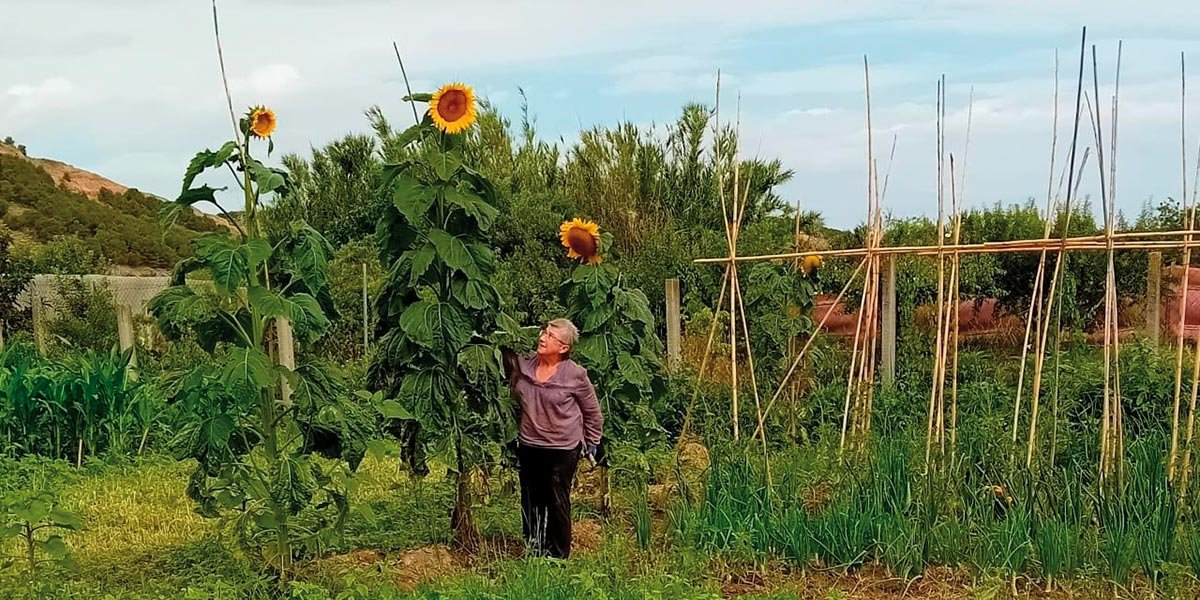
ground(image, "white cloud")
xmin=784 ymin=107 xmax=838 ymax=117
xmin=609 ymin=54 xmax=725 ymax=94
xmin=4 ymin=77 xmax=80 ymax=114
xmin=231 ymin=64 xmax=301 ymax=96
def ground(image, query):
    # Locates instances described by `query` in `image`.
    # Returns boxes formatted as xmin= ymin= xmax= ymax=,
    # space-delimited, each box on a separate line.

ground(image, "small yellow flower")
xmin=559 ymin=218 xmax=602 ymax=265
xmin=248 ymin=106 xmax=277 ymax=139
xmin=801 ymin=254 xmax=823 ymax=276
xmin=429 ymin=83 xmax=477 ymax=134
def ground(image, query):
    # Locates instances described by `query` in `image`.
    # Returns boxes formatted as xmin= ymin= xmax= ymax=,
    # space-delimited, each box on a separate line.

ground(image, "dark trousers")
xmin=517 ymin=442 xmax=581 ymax=559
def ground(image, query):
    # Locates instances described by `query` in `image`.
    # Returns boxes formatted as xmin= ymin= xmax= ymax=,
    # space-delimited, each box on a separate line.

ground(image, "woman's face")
xmin=537 ymin=325 xmax=570 ymax=358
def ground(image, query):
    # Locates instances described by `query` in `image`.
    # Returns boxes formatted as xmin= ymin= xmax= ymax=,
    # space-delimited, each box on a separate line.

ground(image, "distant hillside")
xmin=0 ymin=140 xmax=224 ymax=273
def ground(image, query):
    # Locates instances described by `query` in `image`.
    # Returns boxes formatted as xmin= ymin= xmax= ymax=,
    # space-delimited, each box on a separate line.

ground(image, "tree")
xmin=0 ymin=225 xmax=33 ymax=343
xmin=266 ymin=134 xmax=386 ymax=247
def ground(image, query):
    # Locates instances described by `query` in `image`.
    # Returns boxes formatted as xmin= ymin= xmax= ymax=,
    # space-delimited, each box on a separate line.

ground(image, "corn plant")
xmin=0 ymin=489 xmax=82 ymax=576
xmin=150 ymin=106 xmax=367 ymax=579
xmin=0 ymin=343 xmax=145 ymax=462
xmin=0 ymin=344 xmax=54 ymax=457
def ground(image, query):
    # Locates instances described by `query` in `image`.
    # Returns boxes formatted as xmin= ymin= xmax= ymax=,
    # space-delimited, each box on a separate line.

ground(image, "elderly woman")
xmin=503 ymin=318 xmax=603 ymax=559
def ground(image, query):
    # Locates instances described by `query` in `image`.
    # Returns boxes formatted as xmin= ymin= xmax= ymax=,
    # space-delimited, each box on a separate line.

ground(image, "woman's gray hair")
xmin=547 ymin=318 xmax=579 ymax=350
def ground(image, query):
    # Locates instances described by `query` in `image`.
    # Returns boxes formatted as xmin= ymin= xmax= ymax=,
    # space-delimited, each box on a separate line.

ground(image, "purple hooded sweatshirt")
xmin=507 ymin=354 xmax=603 ymax=449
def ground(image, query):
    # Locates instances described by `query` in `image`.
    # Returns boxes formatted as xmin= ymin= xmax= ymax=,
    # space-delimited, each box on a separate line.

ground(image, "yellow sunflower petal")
xmin=248 ymin=106 xmax=277 ymax=139
xmin=801 ymin=254 xmax=823 ymax=276
xmin=429 ymin=83 xmax=477 ymax=134
xmin=559 ymin=218 xmax=602 ymax=263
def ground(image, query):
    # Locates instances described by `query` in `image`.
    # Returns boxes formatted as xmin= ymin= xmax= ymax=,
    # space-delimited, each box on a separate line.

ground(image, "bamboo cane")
xmin=675 ymin=264 xmax=730 ymax=455
xmin=1170 ymin=52 xmax=1194 ymax=483
xmin=949 ymin=160 xmax=965 ymax=458
xmin=1106 ymin=42 xmax=1125 ymax=487
xmin=1181 ymin=145 xmax=1200 ymax=495
xmin=732 ymin=269 xmax=772 ymax=485
xmin=1028 ymin=149 xmax=1089 ymax=470
xmin=1084 ymin=48 xmax=1116 ymax=486
xmin=693 ymin=231 xmax=1200 ymax=265
xmin=675 ymin=71 xmax=729 ymax=455
xmin=926 ymin=76 xmax=948 ymax=470
xmin=840 ymin=257 xmax=873 ymax=453
xmin=861 ymin=154 xmax=887 ymax=449
xmin=1013 ymin=51 xmax=1060 ymax=449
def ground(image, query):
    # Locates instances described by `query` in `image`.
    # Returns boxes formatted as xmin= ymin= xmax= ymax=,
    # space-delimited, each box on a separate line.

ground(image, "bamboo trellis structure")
xmin=677 ymin=29 xmax=1200 ymax=488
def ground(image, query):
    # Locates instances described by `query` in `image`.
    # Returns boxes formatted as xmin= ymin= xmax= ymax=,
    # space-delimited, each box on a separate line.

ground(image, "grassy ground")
xmin=4 ymin=446 xmax=1200 ymax=599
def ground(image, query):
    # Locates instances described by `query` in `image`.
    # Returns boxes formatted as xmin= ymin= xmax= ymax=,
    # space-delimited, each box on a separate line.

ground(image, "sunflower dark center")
xmin=437 ymin=90 xmax=469 ymax=122
xmin=566 ymin=228 xmax=597 ymax=257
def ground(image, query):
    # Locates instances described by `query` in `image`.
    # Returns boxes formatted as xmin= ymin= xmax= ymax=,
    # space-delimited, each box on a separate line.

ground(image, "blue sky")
xmin=4 ymin=1 xmax=1200 ymax=229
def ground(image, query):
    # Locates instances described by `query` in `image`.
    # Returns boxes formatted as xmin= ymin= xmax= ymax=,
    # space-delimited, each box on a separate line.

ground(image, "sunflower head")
xmin=429 ymin=83 xmax=477 ymax=134
xmin=560 ymin=218 xmax=602 ymax=265
xmin=801 ymin=254 xmax=823 ymax=276
xmin=246 ymin=106 xmax=277 ymax=139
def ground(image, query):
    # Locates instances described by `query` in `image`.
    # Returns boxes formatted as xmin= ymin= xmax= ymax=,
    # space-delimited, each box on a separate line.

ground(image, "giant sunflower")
xmin=247 ymin=106 xmax=277 ymax=139
xmin=560 ymin=218 xmax=602 ymax=265
xmin=429 ymin=83 xmax=477 ymax=134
